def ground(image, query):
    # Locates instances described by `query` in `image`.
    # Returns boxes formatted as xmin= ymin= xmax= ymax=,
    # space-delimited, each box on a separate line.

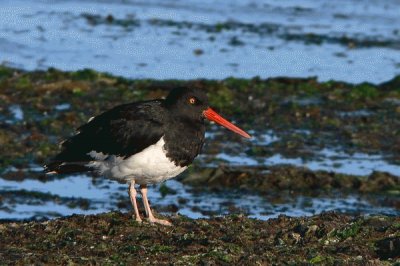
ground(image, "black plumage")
xmin=45 ymin=87 xmax=207 ymax=174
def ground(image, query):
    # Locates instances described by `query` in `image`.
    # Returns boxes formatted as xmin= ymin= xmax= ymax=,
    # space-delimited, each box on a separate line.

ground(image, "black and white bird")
xmin=45 ymin=87 xmax=250 ymax=225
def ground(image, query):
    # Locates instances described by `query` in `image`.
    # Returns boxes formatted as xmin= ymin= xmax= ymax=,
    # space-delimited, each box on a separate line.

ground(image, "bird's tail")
xmin=44 ymin=161 xmax=91 ymax=175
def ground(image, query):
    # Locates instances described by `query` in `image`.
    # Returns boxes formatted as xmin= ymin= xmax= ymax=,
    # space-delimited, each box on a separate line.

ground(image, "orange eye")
xmin=189 ymin=97 xmax=196 ymax=104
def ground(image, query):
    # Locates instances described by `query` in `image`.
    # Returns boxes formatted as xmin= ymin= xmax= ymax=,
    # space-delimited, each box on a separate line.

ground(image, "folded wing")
xmin=45 ymin=101 xmax=165 ymax=174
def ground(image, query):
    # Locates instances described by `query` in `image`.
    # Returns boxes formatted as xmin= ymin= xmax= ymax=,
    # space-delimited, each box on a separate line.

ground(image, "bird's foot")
xmin=148 ymin=217 xmax=172 ymax=226
xmin=132 ymin=215 xmax=142 ymax=223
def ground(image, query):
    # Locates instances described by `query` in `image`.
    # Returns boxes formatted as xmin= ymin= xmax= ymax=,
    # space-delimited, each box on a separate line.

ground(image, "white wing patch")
xmin=86 ymin=137 xmax=187 ymax=184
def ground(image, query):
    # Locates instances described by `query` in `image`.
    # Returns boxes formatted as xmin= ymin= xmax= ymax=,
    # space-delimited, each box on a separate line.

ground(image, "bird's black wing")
xmin=45 ymin=100 xmax=165 ymax=174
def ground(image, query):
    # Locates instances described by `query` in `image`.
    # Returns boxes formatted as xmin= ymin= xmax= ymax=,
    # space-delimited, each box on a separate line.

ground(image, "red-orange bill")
xmin=203 ymin=108 xmax=251 ymax=139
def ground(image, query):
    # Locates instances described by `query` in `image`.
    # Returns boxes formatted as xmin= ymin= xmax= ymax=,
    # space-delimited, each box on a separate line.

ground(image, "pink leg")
xmin=128 ymin=181 xmax=142 ymax=223
xmin=140 ymin=185 xmax=172 ymax=226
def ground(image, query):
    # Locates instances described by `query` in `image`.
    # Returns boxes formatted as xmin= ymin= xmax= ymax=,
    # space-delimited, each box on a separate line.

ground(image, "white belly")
xmin=86 ymin=137 xmax=187 ymax=184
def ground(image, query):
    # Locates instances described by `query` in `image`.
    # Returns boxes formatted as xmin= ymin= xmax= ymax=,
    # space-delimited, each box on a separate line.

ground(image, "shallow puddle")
xmin=0 ymin=172 xmax=398 ymax=221
xmin=204 ymin=130 xmax=400 ymax=176
xmin=6 ymin=105 xmax=24 ymax=124
xmin=215 ymin=149 xmax=400 ymax=177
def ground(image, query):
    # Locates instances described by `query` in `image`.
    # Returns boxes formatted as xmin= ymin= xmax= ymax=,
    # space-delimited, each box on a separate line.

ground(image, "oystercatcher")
xmin=45 ymin=87 xmax=250 ymax=225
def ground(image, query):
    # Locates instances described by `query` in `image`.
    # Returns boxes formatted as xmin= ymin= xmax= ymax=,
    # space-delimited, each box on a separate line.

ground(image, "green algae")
xmin=182 ymin=165 xmax=400 ymax=197
xmin=158 ymin=183 xmax=177 ymax=198
xmin=0 ymin=189 xmax=91 ymax=211
xmin=333 ymin=220 xmax=362 ymax=240
xmin=0 ymin=212 xmax=398 ymax=264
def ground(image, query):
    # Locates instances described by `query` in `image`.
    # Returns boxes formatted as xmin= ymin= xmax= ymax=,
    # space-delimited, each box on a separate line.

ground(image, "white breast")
xmin=86 ymin=137 xmax=187 ymax=184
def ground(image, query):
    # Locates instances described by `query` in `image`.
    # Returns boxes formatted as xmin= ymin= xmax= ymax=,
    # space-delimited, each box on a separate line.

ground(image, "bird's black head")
xmin=164 ymin=87 xmax=251 ymax=139
xmin=163 ymin=87 xmax=209 ymax=121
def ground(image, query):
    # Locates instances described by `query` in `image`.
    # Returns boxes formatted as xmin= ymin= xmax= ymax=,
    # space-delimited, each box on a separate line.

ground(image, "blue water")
xmin=1 ymin=0 xmax=399 ymax=83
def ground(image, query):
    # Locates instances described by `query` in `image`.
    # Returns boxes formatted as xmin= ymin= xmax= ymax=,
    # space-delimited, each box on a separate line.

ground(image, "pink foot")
xmin=148 ymin=217 xmax=172 ymax=226
xmin=132 ymin=215 xmax=142 ymax=223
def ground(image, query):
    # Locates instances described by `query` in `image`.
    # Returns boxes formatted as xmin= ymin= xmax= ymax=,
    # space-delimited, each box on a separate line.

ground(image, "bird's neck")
xmin=163 ymin=118 xmax=205 ymax=167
